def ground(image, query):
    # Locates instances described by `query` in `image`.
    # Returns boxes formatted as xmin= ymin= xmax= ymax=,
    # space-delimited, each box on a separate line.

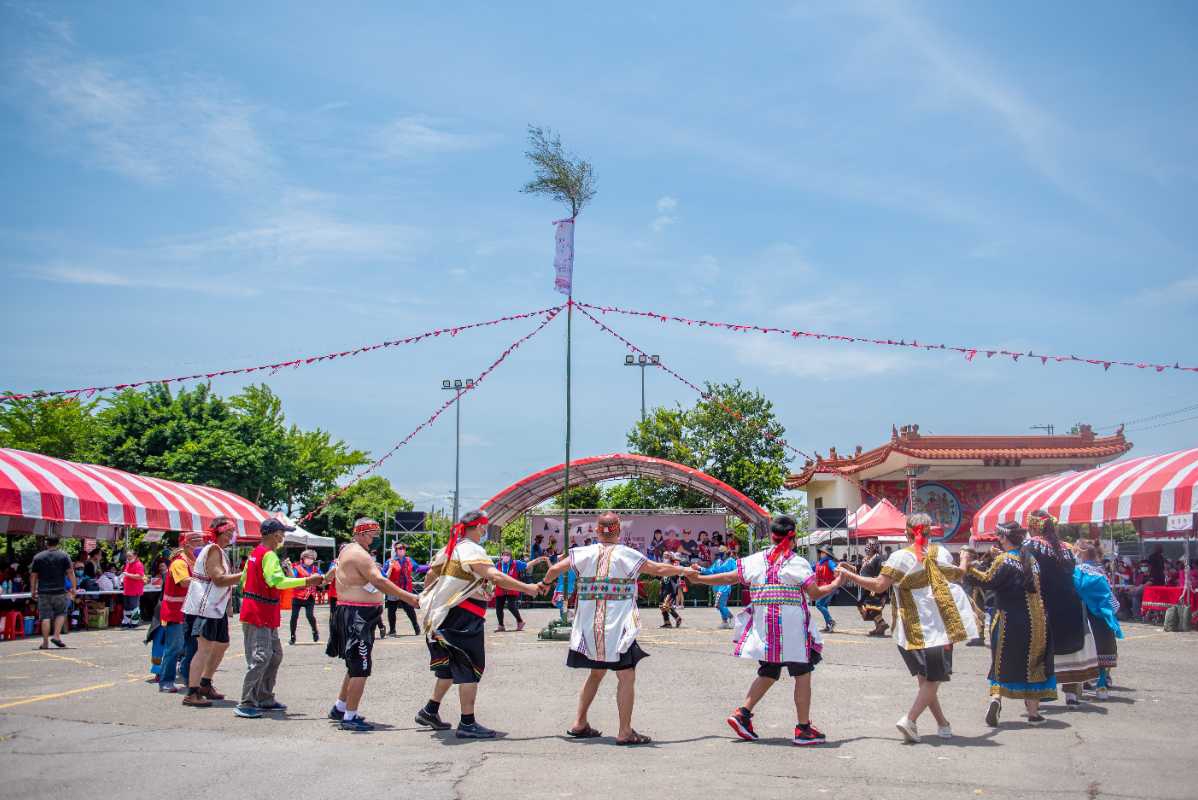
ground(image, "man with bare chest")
xmin=324 ymin=518 xmax=420 ymax=731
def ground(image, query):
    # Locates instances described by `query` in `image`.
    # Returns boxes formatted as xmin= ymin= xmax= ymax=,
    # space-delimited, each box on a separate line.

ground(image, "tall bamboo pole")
xmin=563 ymin=298 xmax=573 ymax=547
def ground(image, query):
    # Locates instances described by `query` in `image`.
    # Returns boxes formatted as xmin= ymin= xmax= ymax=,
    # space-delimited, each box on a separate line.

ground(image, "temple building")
xmin=786 ymin=423 xmax=1132 ymax=542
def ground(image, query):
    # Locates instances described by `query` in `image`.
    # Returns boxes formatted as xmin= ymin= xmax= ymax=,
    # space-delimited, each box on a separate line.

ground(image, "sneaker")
xmin=937 ymin=724 xmax=953 ymax=739
xmin=182 ymin=693 xmax=212 ymax=708
xmin=793 ymin=724 xmax=826 ymax=746
xmin=985 ymin=698 xmax=1002 ymax=727
xmin=289 ymin=636 xmax=296 ymax=645
xmin=415 ymin=707 xmax=451 ymax=730
xmin=158 ymin=683 xmax=179 ymax=694
xmin=659 ymin=622 xmax=673 ymax=628
xmin=340 ymin=717 xmax=374 ymax=732
xmin=1026 ymin=714 xmax=1046 ymax=725
xmin=455 ymin=721 xmax=498 ymax=739
xmin=675 ymin=618 xmax=683 ymax=628
xmin=234 ymin=705 xmax=263 ymax=719
xmin=1065 ymin=693 xmax=1080 ymax=707
xmin=966 ymin=637 xmax=985 ymax=647
xmin=329 ymin=706 xmax=345 ymax=721
xmin=258 ymin=701 xmax=287 ymax=711
xmin=516 ymin=621 xmax=525 ymax=632
xmin=494 ymin=625 xmax=506 ymax=632
xmin=895 ymin=716 xmax=919 ymax=743
xmin=1095 ymin=687 xmax=1110 ymax=701
xmin=313 ymin=633 xmax=320 ymax=643
xmin=726 ymin=708 xmax=758 ymax=741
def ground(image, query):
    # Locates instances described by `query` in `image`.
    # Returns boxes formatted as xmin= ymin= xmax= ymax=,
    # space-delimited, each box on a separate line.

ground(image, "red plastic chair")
xmin=1 ymin=611 xmax=24 ymax=640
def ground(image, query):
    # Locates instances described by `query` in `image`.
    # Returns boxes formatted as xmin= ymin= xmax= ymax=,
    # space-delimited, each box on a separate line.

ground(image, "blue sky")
xmin=3 ymin=2 xmax=1196 ymax=512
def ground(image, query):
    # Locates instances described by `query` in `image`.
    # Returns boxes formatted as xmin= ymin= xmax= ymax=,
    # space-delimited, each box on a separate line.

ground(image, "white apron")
xmin=568 ymin=544 xmax=646 ymax=662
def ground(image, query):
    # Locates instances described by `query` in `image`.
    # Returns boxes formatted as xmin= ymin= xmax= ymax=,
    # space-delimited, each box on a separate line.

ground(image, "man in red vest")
xmin=235 ymin=518 xmax=323 ymax=719
xmin=156 ymin=530 xmax=202 ymax=693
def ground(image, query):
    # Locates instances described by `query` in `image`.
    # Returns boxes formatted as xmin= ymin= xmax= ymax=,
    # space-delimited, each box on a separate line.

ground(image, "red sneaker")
xmin=726 ymin=708 xmax=759 ymax=741
xmin=793 ymin=723 xmax=826 ymax=746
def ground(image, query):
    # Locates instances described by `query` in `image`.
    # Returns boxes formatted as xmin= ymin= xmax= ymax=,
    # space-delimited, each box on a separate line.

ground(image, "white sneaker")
xmin=895 ymin=716 xmax=919 ymax=743
xmin=1095 ymin=687 xmax=1110 ymax=701
xmin=937 ymin=724 xmax=953 ymax=739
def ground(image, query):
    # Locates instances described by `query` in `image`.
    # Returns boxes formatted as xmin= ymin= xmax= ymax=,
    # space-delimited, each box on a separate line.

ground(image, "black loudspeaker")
xmin=393 ymin=511 xmax=427 ymax=532
xmin=815 ymin=507 xmax=848 ymax=530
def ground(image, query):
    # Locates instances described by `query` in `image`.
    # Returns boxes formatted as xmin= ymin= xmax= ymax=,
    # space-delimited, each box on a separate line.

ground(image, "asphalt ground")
xmin=0 ymin=606 xmax=1193 ymax=800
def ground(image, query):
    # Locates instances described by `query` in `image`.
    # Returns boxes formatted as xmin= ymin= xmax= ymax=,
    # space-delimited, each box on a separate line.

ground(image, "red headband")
xmin=909 ymin=523 xmax=928 ymax=558
xmin=446 ymin=514 xmax=489 ymax=560
xmin=205 ymin=519 xmax=236 ymax=543
xmin=767 ymin=529 xmax=796 ymax=564
xmin=353 ymin=521 xmax=381 ymax=535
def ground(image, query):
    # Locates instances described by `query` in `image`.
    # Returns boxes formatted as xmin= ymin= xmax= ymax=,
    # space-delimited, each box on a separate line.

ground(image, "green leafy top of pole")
xmin=520 ymin=125 xmax=596 ymax=218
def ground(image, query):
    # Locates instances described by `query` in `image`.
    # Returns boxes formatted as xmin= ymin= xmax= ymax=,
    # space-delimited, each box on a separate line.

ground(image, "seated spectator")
xmin=84 ymin=549 xmax=102 ymax=580
xmin=97 ymin=564 xmax=120 ymax=592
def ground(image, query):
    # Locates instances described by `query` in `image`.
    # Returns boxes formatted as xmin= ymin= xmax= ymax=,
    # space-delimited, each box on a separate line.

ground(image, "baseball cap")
xmin=259 ymin=518 xmax=296 ymax=536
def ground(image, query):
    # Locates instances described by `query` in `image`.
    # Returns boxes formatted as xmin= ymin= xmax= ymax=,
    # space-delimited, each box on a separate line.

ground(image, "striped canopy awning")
xmin=971 ymin=447 xmax=1198 ymax=534
xmin=0 ymin=447 xmax=269 ymax=542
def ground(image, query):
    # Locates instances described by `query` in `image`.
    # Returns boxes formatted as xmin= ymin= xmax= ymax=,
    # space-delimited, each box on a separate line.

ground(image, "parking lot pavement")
xmin=1 ymin=607 xmax=1195 ymax=800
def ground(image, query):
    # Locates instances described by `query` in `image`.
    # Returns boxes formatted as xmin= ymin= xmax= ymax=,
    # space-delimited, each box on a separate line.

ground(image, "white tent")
xmin=275 ymin=513 xmax=336 ymax=549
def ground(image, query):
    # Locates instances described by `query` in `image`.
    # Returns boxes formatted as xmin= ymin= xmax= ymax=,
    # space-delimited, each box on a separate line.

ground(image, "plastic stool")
xmin=2 ymin=611 xmax=25 ymax=640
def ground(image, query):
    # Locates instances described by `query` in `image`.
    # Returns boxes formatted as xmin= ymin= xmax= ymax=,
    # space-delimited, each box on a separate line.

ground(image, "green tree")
xmin=551 ymin=483 xmax=603 ymax=510
xmin=0 ymin=395 xmax=100 ymax=460
xmin=624 ymin=380 xmax=790 ymax=509
xmin=304 ymin=475 xmax=412 ymax=544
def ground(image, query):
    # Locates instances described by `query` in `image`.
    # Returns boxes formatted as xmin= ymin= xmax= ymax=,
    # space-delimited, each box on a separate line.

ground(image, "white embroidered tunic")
xmin=732 ymin=548 xmax=821 ymax=664
xmin=568 ymin=543 xmax=646 ymax=662
xmin=881 ymin=544 xmax=978 ymax=651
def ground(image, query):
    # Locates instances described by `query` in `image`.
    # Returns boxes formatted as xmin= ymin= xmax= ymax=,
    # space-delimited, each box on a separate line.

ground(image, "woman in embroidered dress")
xmin=1024 ymin=511 xmax=1098 ymax=706
xmin=961 ymin=521 xmax=1056 ymax=726
xmin=837 ymin=513 xmax=978 ymax=743
xmin=691 ymin=515 xmax=844 ymax=746
xmin=1073 ymin=540 xmax=1122 ymax=700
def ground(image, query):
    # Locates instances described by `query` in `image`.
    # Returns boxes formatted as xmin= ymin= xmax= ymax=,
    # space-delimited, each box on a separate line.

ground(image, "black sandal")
xmin=616 ymin=732 xmax=652 ymax=745
xmin=567 ymin=725 xmax=602 ymax=738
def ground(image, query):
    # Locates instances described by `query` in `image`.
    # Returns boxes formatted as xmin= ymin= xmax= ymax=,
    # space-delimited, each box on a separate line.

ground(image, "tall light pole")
xmin=442 ymin=378 xmax=474 ymax=523
xmin=623 ymin=353 xmax=660 ymax=423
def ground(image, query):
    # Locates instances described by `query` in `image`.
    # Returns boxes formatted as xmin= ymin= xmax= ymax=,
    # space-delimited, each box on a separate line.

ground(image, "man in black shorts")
xmin=324 ymin=519 xmax=419 ymax=731
xmin=30 ymin=537 xmax=73 ymax=650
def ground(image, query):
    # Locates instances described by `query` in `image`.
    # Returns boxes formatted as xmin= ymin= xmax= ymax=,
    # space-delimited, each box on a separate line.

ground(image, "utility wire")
xmin=1098 ymin=401 xmax=1198 ymax=431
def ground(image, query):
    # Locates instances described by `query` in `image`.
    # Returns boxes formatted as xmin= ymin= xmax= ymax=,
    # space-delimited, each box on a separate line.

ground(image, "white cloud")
xmin=651 ymin=195 xmax=678 ymax=233
xmin=19 ymin=45 xmax=273 ymax=190
xmin=374 ymin=115 xmax=494 ymax=160
xmin=32 ymin=263 xmax=260 ymax=297
xmin=730 ymin=334 xmax=915 ymax=380
xmin=1135 ymin=275 xmax=1198 ymax=307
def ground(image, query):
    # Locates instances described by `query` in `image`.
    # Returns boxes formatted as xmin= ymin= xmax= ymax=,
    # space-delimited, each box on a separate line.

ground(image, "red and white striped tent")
xmin=972 ymin=447 xmax=1198 ymax=534
xmin=0 ymin=447 xmax=269 ymax=542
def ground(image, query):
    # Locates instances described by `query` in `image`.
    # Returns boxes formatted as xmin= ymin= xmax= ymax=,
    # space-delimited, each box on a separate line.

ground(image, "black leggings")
xmin=387 ymin=600 xmax=419 ymax=634
xmin=495 ymin=595 xmax=522 ymax=626
xmin=290 ymin=596 xmax=318 ymax=639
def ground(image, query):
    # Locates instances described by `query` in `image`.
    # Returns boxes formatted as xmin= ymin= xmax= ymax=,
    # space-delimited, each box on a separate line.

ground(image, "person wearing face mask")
xmin=492 ymin=550 xmax=549 ymax=632
xmin=180 ymin=517 xmax=244 ymax=708
xmin=692 ymin=515 xmax=846 ymax=746
xmin=383 ymin=543 xmax=428 ymax=637
xmin=290 ymin=549 xmax=322 ymax=645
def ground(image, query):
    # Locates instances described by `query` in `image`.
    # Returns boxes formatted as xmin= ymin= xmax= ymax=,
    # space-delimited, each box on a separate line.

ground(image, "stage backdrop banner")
xmin=530 ymin=513 xmax=729 ymax=556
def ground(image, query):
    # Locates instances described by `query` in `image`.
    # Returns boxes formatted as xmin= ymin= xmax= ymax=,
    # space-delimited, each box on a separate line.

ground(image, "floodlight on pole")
xmin=442 ymin=377 xmax=473 ymax=524
xmin=622 ymin=353 xmax=660 ymax=424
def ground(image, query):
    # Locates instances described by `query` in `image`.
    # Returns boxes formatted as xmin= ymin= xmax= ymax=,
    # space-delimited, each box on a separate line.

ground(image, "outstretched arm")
xmin=836 ymin=564 xmax=892 ymax=595
xmin=689 ymin=566 xmax=740 ymax=585
xmin=478 ymin=564 xmax=541 ymax=596
xmin=367 ymin=570 xmax=420 ymax=605
xmin=641 ymin=560 xmax=688 ymax=579
xmin=806 ymin=572 xmax=847 ymax=599
xmin=540 ymin=557 xmax=574 ymax=585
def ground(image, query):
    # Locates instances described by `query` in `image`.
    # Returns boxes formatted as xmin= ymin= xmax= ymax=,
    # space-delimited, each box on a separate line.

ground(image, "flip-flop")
xmin=616 ymin=732 xmax=652 ymax=746
xmin=567 ymin=725 xmax=602 ymax=738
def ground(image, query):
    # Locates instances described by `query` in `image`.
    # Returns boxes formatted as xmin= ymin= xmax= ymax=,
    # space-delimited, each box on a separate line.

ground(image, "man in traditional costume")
xmin=837 ymin=513 xmax=979 ymax=743
xmin=324 ymin=518 xmax=421 ymax=731
xmin=855 ymin=538 xmax=889 ymax=637
xmin=539 ymin=512 xmax=689 ymax=745
xmin=962 ymin=521 xmax=1056 ymax=727
xmin=414 ymin=510 xmax=542 ymax=738
xmin=691 ymin=515 xmax=844 ymax=746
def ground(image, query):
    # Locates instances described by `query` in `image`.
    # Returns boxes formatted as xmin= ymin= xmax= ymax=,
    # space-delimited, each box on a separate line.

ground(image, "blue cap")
xmin=259 ymin=518 xmax=296 ymax=535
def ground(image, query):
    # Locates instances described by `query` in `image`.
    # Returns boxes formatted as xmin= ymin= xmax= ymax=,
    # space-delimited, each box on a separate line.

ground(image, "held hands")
xmin=305 ymin=574 xmax=323 ymax=586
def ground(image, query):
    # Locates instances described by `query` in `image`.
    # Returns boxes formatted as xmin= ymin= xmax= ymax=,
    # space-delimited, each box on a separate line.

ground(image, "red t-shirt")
xmin=123 ymin=559 xmax=146 ymax=596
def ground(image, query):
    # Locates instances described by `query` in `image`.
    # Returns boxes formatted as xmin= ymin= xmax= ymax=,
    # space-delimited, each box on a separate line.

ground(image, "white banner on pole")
xmin=553 ymin=218 xmax=574 ymax=296
xmin=1166 ymin=513 xmax=1193 ymax=532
